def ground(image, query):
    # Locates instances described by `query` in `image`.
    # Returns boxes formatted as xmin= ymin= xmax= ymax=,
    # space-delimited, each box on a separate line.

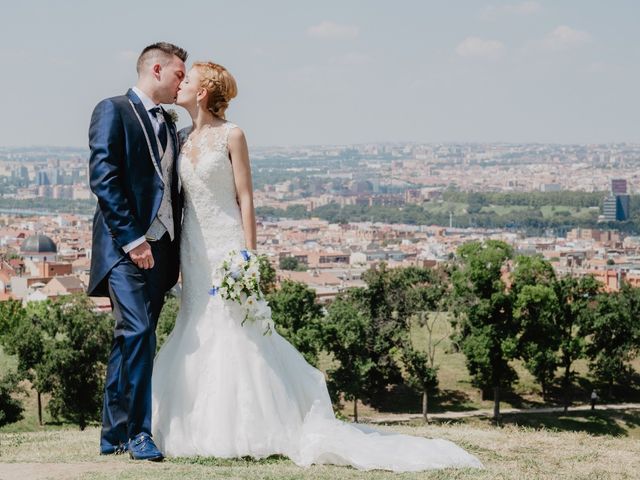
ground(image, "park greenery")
xmin=1 ymin=243 xmax=639 ymax=431
xmin=0 ymin=295 xmax=111 ymax=430
xmin=257 ymin=190 xmax=640 ymax=235
xmin=5 ymin=186 xmax=640 ymax=236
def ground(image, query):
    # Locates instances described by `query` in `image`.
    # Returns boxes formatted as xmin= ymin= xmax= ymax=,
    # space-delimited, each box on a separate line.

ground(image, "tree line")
xmin=257 ymin=191 xmax=640 ymax=235
xmin=1 ymin=245 xmax=639 ymax=428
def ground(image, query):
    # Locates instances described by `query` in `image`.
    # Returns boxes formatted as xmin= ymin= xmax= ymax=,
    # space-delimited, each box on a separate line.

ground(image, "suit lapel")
xmin=127 ymin=89 xmax=162 ymax=170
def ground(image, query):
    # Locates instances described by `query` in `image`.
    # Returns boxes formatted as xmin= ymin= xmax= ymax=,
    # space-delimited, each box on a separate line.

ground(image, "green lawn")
xmin=2 ymin=421 xmax=639 ymax=479
xmin=479 ymin=205 xmax=531 ymax=214
xmin=423 ymin=201 xmax=468 ymax=215
xmin=422 ymin=202 xmax=600 ymax=222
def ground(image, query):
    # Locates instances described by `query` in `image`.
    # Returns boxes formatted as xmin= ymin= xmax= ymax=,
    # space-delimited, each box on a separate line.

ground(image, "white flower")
xmin=232 ymin=252 xmax=245 ymax=266
xmin=230 ymin=264 xmax=243 ymax=279
xmin=245 ymin=294 xmax=258 ymax=308
xmin=247 ymin=262 xmax=259 ymax=277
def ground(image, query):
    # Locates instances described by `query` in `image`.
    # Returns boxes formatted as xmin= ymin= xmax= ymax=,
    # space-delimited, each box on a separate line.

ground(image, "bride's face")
xmin=176 ymin=67 xmax=202 ymax=108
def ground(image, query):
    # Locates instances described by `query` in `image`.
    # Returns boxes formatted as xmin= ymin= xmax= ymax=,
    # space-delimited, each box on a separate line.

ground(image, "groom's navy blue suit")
xmin=88 ymin=89 xmax=181 ymax=452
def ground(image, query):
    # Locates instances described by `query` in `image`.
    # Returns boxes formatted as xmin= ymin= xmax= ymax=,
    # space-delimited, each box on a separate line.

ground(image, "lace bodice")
xmin=178 ymin=122 xmax=246 ymax=314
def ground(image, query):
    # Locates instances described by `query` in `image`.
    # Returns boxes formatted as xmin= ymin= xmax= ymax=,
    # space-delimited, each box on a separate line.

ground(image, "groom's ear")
xmin=152 ymin=63 xmax=162 ymax=79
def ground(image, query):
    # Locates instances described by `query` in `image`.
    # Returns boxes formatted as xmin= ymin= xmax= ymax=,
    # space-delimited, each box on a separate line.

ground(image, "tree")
xmin=267 ymin=280 xmax=323 ymax=365
xmin=399 ymin=267 xmax=450 ymax=422
xmin=0 ymin=372 xmax=24 ymax=427
xmin=513 ymin=284 xmax=560 ymax=399
xmin=0 ymin=299 xmax=26 ymax=346
xmin=554 ymin=275 xmax=600 ymax=411
xmin=258 ymin=254 xmax=277 ymax=294
xmin=321 ymin=265 xmax=443 ymax=420
xmin=355 ymin=264 xmax=416 ymax=406
xmin=586 ymin=283 xmax=640 ymax=397
xmin=451 ymin=240 xmax=517 ymax=421
xmin=279 ymin=256 xmax=303 ymax=271
xmin=402 ymin=345 xmax=438 ymax=423
xmin=511 ymin=256 xmax=561 ymax=399
xmin=322 ymin=290 xmax=376 ymax=422
xmin=37 ymin=295 xmax=112 ymax=430
xmin=2 ymin=303 xmax=47 ymax=425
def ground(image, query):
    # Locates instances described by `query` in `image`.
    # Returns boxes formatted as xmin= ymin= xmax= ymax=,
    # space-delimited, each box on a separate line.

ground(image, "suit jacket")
xmin=87 ymin=89 xmax=181 ymax=297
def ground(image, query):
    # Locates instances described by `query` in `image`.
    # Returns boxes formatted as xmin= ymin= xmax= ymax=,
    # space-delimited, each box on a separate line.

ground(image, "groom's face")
xmin=158 ymin=55 xmax=186 ymax=104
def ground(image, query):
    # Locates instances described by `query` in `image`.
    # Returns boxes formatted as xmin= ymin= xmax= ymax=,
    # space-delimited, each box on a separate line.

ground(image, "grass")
xmin=494 ymin=409 xmax=640 ymax=438
xmin=1 ymin=421 xmax=640 ymax=479
xmin=479 ymin=205 xmax=531 ymax=215
xmin=423 ymin=201 xmax=468 ymax=215
xmin=422 ymin=202 xmax=599 ymax=222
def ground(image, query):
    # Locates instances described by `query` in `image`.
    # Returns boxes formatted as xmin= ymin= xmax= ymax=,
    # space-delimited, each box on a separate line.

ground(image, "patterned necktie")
xmin=149 ymin=107 xmax=168 ymax=151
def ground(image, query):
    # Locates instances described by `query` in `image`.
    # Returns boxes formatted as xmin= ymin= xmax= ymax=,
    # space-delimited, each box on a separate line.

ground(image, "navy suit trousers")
xmin=100 ymin=235 xmax=171 ymax=449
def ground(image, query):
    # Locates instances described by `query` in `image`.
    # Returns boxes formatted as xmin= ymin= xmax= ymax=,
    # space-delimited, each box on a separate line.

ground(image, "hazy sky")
xmin=1 ymin=0 xmax=639 ymax=147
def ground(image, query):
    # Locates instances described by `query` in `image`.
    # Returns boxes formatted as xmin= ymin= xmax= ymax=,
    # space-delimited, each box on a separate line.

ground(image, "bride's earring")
xmin=196 ymin=98 xmax=200 ymax=109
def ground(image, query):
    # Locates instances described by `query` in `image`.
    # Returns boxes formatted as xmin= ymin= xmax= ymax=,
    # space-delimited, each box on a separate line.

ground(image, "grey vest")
xmin=145 ymin=129 xmax=175 ymax=241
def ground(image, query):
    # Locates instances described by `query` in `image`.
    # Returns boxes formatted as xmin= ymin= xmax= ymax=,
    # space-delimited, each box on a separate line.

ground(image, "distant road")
xmin=0 ymin=207 xmax=91 ymax=217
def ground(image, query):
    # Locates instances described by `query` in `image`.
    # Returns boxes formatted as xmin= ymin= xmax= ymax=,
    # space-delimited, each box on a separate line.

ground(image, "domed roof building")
xmin=21 ymin=234 xmax=58 ymax=262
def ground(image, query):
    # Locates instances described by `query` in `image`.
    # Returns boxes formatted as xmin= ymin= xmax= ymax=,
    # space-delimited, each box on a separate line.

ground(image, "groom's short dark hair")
xmin=137 ymin=42 xmax=188 ymax=74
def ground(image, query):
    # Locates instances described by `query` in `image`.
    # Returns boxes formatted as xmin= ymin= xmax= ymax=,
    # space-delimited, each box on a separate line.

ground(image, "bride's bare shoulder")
xmin=227 ymin=124 xmax=246 ymax=145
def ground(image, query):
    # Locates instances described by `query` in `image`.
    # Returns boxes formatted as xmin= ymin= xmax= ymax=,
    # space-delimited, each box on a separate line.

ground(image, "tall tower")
xmin=603 ymin=178 xmax=630 ymax=221
xmin=611 ymin=178 xmax=628 ymax=195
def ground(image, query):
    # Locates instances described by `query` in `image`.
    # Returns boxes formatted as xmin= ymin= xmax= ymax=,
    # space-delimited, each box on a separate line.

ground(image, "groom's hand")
xmin=129 ymin=241 xmax=155 ymax=269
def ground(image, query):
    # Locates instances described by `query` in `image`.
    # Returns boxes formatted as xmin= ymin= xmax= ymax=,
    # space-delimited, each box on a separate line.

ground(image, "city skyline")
xmin=1 ymin=0 xmax=639 ymax=147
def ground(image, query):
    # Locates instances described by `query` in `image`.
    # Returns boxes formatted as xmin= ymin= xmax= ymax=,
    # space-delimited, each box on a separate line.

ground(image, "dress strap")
xmin=224 ymin=122 xmax=238 ymax=145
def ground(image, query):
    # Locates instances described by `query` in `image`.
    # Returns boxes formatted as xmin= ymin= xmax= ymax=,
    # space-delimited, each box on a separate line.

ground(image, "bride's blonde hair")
xmin=194 ymin=61 xmax=238 ymax=119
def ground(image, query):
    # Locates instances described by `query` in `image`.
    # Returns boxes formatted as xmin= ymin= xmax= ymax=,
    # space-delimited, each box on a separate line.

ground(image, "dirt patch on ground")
xmin=0 ymin=462 xmax=134 ymax=480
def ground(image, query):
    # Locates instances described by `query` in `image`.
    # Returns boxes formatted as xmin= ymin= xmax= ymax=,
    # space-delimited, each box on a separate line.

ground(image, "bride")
xmin=151 ymin=61 xmax=482 ymax=472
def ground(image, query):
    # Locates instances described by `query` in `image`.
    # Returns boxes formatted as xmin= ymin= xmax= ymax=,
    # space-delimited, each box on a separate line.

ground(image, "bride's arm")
xmin=228 ymin=127 xmax=257 ymax=250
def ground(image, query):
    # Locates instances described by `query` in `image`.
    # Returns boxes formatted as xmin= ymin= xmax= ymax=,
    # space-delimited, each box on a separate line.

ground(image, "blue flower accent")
xmin=240 ymin=250 xmax=251 ymax=261
xmin=209 ymin=286 xmax=219 ymax=296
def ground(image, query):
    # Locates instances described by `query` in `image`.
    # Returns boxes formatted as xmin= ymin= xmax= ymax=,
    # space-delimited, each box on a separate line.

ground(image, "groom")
xmin=88 ymin=42 xmax=187 ymax=461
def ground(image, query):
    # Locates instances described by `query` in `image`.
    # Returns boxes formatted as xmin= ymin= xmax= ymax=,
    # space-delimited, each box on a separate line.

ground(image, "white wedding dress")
xmin=151 ymin=122 xmax=482 ymax=471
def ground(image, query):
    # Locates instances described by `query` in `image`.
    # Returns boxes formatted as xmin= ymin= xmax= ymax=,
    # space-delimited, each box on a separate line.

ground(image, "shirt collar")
xmin=132 ymin=86 xmax=159 ymax=112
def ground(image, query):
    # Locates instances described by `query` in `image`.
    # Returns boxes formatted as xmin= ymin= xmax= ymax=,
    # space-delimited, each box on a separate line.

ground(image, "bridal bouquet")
xmin=209 ymin=249 xmax=273 ymax=335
